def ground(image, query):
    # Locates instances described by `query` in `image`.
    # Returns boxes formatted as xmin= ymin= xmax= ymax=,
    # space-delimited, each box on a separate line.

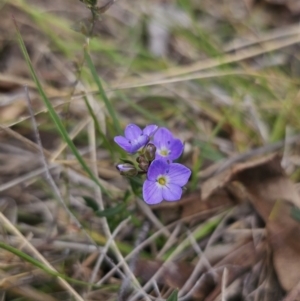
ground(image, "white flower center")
xmin=159 ymin=148 xmax=169 ymax=157
xmin=157 ymin=175 xmax=168 ymax=187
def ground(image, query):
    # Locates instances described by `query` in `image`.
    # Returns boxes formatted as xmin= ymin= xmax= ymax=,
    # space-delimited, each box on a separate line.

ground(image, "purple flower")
xmin=116 ymin=163 xmax=138 ymax=176
xmin=114 ymin=124 xmax=157 ymax=154
xmin=143 ymin=124 xmax=158 ymax=137
xmin=153 ymin=127 xmax=184 ymax=161
xmin=143 ymin=159 xmax=191 ymax=204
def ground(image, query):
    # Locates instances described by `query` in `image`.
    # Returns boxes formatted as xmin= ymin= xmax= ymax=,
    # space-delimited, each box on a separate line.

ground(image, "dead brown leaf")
xmin=202 ymin=154 xmax=300 ymax=292
xmin=150 ymin=190 xmax=235 ymax=225
xmin=283 ymin=280 xmax=300 ymax=301
xmin=204 ymin=240 xmax=265 ymax=301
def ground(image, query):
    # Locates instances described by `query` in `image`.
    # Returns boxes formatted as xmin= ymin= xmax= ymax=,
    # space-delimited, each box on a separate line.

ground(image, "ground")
xmin=1 ymin=0 xmax=300 ymax=300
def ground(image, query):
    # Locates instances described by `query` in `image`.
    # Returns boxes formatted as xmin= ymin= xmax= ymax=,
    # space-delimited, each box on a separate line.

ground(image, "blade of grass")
xmin=0 ymin=241 xmax=103 ymax=289
xmin=83 ymin=95 xmax=115 ymax=158
xmin=166 ymin=290 xmax=178 ymax=301
xmin=84 ymin=48 xmax=122 ymax=134
xmin=14 ymin=19 xmax=109 ymax=197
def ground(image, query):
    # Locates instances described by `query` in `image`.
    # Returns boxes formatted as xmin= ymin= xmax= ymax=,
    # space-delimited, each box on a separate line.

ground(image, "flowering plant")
xmin=114 ymin=124 xmax=191 ymax=204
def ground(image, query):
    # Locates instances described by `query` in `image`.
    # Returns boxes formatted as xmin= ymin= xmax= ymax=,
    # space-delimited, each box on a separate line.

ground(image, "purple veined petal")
xmin=162 ymin=183 xmax=182 ymax=201
xmin=153 ymin=127 xmax=173 ymax=149
xmin=167 ymin=163 xmax=191 ymax=186
xmin=114 ymin=136 xmax=132 ymax=153
xmin=116 ymin=163 xmax=134 ymax=172
xmin=124 ymin=124 xmax=142 ymax=141
xmin=143 ymin=180 xmax=163 ymax=204
xmin=147 ymin=159 xmax=169 ymax=181
xmin=116 ymin=163 xmax=138 ymax=176
xmin=154 ymin=153 xmax=171 ymax=161
xmin=168 ymin=138 xmax=184 ymax=160
xmin=143 ymin=124 xmax=158 ymax=136
xmin=130 ymin=134 xmax=149 ymax=153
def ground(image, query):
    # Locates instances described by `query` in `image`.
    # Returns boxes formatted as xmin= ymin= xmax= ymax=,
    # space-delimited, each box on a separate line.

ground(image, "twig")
xmin=178 ymin=229 xmax=216 ymax=299
xmin=156 ymin=223 xmax=181 ymax=259
xmin=199 ymin=133 xmax=300 ymax=180
xmin=0 ymin=125 xmax=52 ymax=157
xmin=118 ymin=221 xmax=150 ymax=301
xmin=137 ymin=198 xmax=170 ymax=237
xmin=89 ymin=217 xmax=131 ymax=285
xmin=50 ymin=117 xmax=93 ymax=162
xmin=0 ymin=165 xmax=59 ymax=192
xmin=0 ymin=235 xmax=100 ymax=253
xmin=221 ymin=267 xmax=228 ymax=301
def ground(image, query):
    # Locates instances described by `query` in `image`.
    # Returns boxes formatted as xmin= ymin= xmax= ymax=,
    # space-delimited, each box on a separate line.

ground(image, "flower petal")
xmin=168 ymin=139 xmax=184 ymax=160
xmin=162 ymin=183 xmax=182 ymax=201
xmin=167 ymin=163 xmax=191 ymax=186
xmin=147 ymin=159 xmax=169 ymax=181
xmin=131 ymin=134 xmax=149 ymax=152
xmin=153 ymin=127 xmax=173 ymax=149
xmin=114 ymin=136 xmax=132 ymax=153
xmin=143 ymin=124 xmax=158 ymax=136
xmin=143 ymin=180 xmax=163 ymax=204
xmin=124 ymin=124 xmax=142 ymax=140
xmin=155 ymin=153 xmax=170 ymax=161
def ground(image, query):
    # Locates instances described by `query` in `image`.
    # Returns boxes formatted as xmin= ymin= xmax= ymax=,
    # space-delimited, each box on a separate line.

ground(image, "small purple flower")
xmin=116 ymin=163 xmax=138 ymax=176
xmin=153 ymin=127 xmax=184 ymax=161
xmin=143 ymin=124 xmax=158 ymax=137
xmin=114 ymin=124 xmax=157 ymax=154
xmin=143 ymin=159 xmax=191 ymax=204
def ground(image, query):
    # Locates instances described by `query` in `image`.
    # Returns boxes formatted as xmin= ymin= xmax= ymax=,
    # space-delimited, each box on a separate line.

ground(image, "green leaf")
xmin=14 ymin=20 xmax=109 ymax=197
xmin=167 ymin=290 xmax=178 ymax=301
xmin=96 ymin=203 xmax=126 ymax=217
xmin=194 ymin=140 xmax=225 ymax=161
xmin=83 ymin=196 xmax=99 ymax=212
xmin=84 ymin=48 xmax=122 ymax=134
xmin=129 ymin=176 xmax=143 ymax=197
xmin=120 ymin=158 xmax=136 ymax=165
xmin=291 ymin=207 xmax=300 ymax=222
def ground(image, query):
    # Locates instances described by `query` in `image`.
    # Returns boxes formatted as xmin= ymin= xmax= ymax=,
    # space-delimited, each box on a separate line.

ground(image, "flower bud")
xmin=116 ymin=163 xmax=138 ymax=177
xmin=136 ymin=155 xmax=149 ymax=172
xmin=144 ymin=143 xmax=156 ymax=161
